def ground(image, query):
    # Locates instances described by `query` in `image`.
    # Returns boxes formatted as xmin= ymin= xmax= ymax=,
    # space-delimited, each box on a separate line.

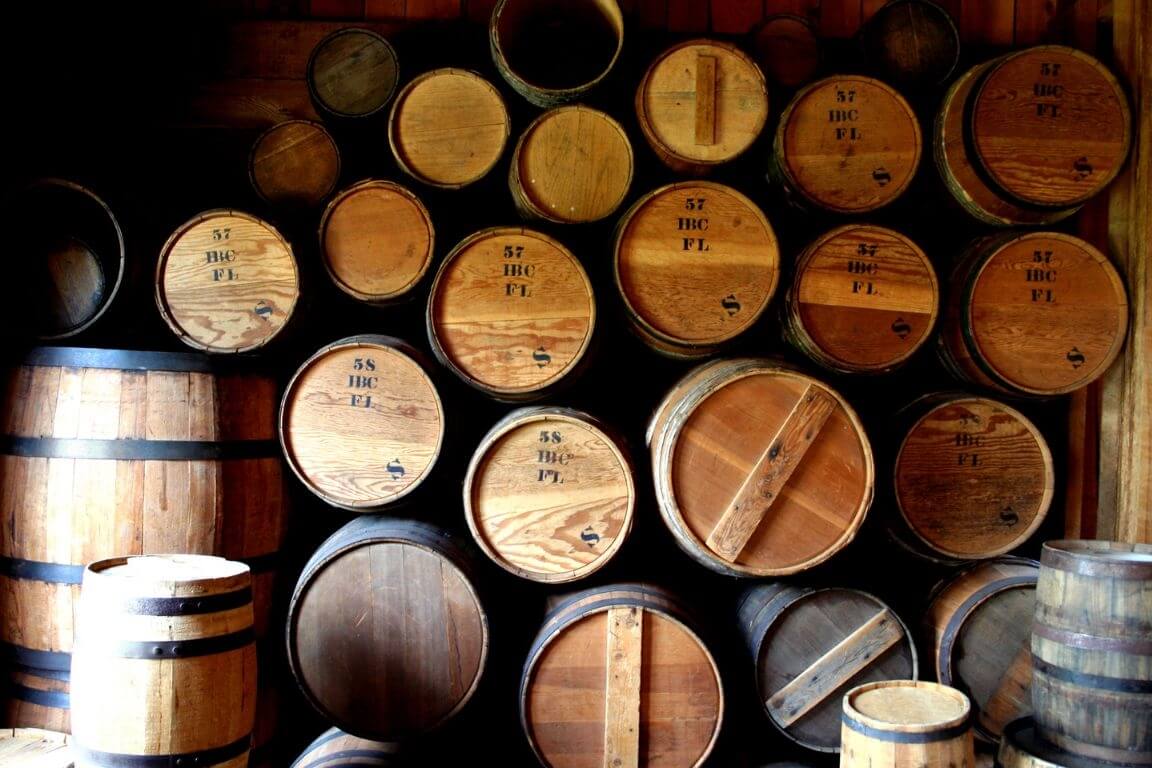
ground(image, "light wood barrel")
xmin=841 ymin=681 xmax=975 ymax=768
xmin=773 ymin=76 xmax=921 ymax=213
xmin=490 ymin=0 xmax=624 ymax=108
xmin=289 ymin=727 xmax=399 ymax=767
xmin=249 ymin=120 xmax=340 ymax=209
xmin=287 ymin=517 xmax=488 ymax=741
xmin=279 ymin=334 xmax=444 ymax=510
xmin=521 ymin=583 xmax=723 ymax=768
xmin=737 ymin=584 xmax=917 ymax=753
xmin=635 ymin=39 xmax=769 ymax=174
xmin=999 ymin=717 xmax=1117 ymax=768
xmin=749 ymin=15 xmax=820 ymax=89
xmin=648 ymin=358 xmax=873 ymax=577
xmin=924 ymin=558 xmax=1039 ymax=742
xmin=70 ymin=555 xmax=256 ymax=768
xmin=427 ymin=227 xmax=595 ymax=400
xmin=319 ymin=180 xmax=434 ymax=305
xmin=0 ymin=728 xmax=73 ymax=767
xmin=613 ymin=182 xmax=780 ymax=358
xmin=509 ymin=105 xmax=633 ymax=224
xmin=937 ymin=232 xmax=1128 ymax=396
xmin=1031 ymin=540 xmax=1152 ymax=765
xmin=783 ymin=224 xmax=938 ymax=374
xmin=307 ymin=27 xmax=399 ymax=120
xmin=155 ymin=209 xmax=299 ymax=354
xmin=858 ymin=0 xmax=959 ymax=90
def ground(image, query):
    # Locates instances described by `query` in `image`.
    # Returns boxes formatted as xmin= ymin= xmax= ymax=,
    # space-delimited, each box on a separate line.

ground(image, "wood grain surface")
xmin=248 ymin=119 xmax=340 ymax=208
xmin=0 ymin=729 xmax=72 ymax=768
xmin=748 ymin=15 xmax=820 ymax=89
xmin=858 ymin=0 xmax=959 ymax=89
xmin=289 ymin=727 xmax=399 ymax=767
xmin=306 ymin=27 xmax=398 ymax=118
xmin=841 ymin=681 xmax=975 ymax=768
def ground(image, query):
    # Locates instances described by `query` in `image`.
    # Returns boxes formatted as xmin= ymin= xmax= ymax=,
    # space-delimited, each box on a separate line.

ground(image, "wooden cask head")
xmin=858 ymin=0 xmax=960 ymax=90
xmin=249 ymin=120 xmax=340 ymax=209
xmin=428 ymin=228 xmax=595 ymax=399
xmin=0 ymin=729 xmax=72 ymax=767
xmin=307 ymin=28 xmax=398 ymax=119
xmin=389 ymin=69 xmax=510 ymax=189
xmin=280 ymin=335 xmax=444 ymax=510
xmin=290 ymin=728 xmax=399 ymax=767
xmin=775 ymin=76 xmax=921 ymax=213
xmin=614 ymin=182 xmax=780 ymax=358
xmin=841 ymin=681 xmax=975 ymax=768
xmin=319 ymin=180 xmax=434 ymax=304
xmin=998 ymin=717 xmax=1102 ymax=768
xmin=510 ymin=106 xmax=633 ymax=223
xmin=750 ymin=15 xmax=820 ymax=90
xmin=971 ymin=46 xmax=1132 ymax=208
xmin=635 ymin=39 xmax=769 ymax=174
xmin=784 ymin=224 xmax=938 ymax=374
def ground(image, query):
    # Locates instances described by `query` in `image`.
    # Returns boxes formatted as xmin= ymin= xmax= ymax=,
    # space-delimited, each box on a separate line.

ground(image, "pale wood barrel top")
xmin=848 ymin=682 xmax=970 ymax=728
xmin=307 ymin=27 xmax=398 ymax=118
xmin=249 ymin=120 xmax=340 ymax=208
xmin=0 ymin=729 xmax=72 ymax=768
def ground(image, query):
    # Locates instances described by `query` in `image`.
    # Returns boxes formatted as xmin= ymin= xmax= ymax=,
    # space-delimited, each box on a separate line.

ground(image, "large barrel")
xmin=840 ymin=681 xmax=975 ymax=768
xmin=857 ymin=0 xmax=959 ymax=90
xmin=249 ymin=120 xmax=341 ymax=210
xmin=998 ymin=717 xmax=1114 ymax=768
xmin=306 ymin=27 xmax=399 ymax=121
xmin=289 ymin=728 xmax=399 ymax=767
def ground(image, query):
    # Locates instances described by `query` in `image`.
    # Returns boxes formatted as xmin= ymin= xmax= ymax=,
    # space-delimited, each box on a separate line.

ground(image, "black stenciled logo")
xmin=254 ymin=300 xmax=273 ymax=319
xmin=1000 ymin=503 xmax=1019 ymax=527
xmin=872 ymin=168 xmax=892 ymax=186
xmin=891 ymin=318 xmax=911 ymax=339
xmin=721 ymin=294 xmax=741 ymax=316
xmin=580 ymin=527 xmax=601 ymax=547
xmin=1067 ymin=347 xmax=1086 ymax=369
xmin=533 ymin=347 xmax=551 ymax=367
xmin=1074 ymin=156 xmax=1093 ymax=179
xmin=386 ymin=459 xmax=405 ymax=479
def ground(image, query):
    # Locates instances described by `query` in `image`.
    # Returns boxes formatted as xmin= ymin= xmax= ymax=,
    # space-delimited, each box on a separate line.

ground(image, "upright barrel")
xmin=248 ymin=120 xmax=340 ymax=209
xmin=307 ymin=28 xmax=399 ymax=121
xmin=840 ymin=681 xmax=975 ymax=768
xmin=289 ymin=728 xmax=399 ymax=767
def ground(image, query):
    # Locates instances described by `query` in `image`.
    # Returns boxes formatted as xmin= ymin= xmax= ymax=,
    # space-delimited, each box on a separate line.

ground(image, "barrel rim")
xmin=998 ymin=716 xmax=1118 ymax=768
xmin=843 ymin=680 xmax=972 ymax=734
xmin=306 ymin=27 xmax=399 ymax=119
xmin=248 ymin=119 xmax=341 ymax=209
xmin=85 ymin=554 xmax=252 ymax=593
xmin=1040 ymin=539 xmax=1152 ymax=577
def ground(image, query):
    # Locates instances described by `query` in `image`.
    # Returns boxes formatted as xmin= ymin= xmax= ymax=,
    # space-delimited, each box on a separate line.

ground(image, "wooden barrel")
xmin=613 ymin=182 xmax=780 ymax=358
xmin=999 ymin=717 xmax=1116 ymax=768
xmin=737 ymin=584 xmax=917 ymax=753
xmin=427 ymin=227 xmax=595 ymax=400
xmin=289 ymin=728 xmax=399 ymax=767
xmin=892 ymin=394 xmax=1054 ymax=562
xmin=463 ymin=407 xmax=635 ymax=583
xmin=319 ymin=180 xmax=434 ymax=305
xmin=1031 ymin=540 xmax=1152 ymax=765
xmin=287 ymin=516 xmax=488 ymax=741
xmin=749 ymin=15 xmax=820 ymax=89
xmin=648 ymin=358 xmax=873 ymax=577
xmin=841 ymin=681 xmax=975 ymax=767
xmin=858 ymin=0 xmax=959 ymax=90
xmin=509 ymin=105 xmax=633 ymax=224
xmin=388 ymin=68 xmax=510 ymax=189
xmin=924 ymin=558 xmax=1040 ymax=742
xmin=279 ymin=334 xmax=444 ymax=510
xmin=937 ymin=232 xmax=1128 ymax=397
xmin=520 ymin=583 xmax=723 ymax=768
xmin=782 ymin=224 xmax=938 ymax=374
xmin=970 ymin=45 xmax=1131 ymax=209
xmin=155 ymin=209 xmax=299 ymax=354
xmin=249 ymin=120 xmax=340 ymax=209
xmin=489 ymin=0 xmax=624 ymax=108
xmin=0 ymin=728 xmax=72 ymax=767
xmin=306 ymin=27 xmax=399 ymax=121
xmin=634 ymin=39 xmax=769 ymax=174
xmin=70 ymin=555 xmax=255 ymax=768
xmin=773 ymin=76 xmax=921 ymax=213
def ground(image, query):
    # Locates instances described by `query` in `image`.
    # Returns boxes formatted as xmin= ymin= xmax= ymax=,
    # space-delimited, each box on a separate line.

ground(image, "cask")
xmin=289 ymin=728 xmax=399 ymax=767
xmin=0 ymin=728 xmax=72 ymax=767
xmin=858 ymin=0 xmax=959 ymax=90
xmin=307 ymin=27 xmax=399 ymax=120
xmin=840 ymin=681 xmax=975 ymax=768
xmin=998 ymin=717 xmax=1111 ymax=768
xmin=749 ymin=15 xmax=820 ymax=89
xmin=248 ymin=119 xmax=340 ymax=209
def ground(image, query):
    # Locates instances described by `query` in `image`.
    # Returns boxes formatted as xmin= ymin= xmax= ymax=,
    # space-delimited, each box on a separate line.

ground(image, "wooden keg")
xmin=614 ymin=182 xmax=780 ymax=358
xmin=937 ymin=232 xmax=1128 ymax=397
xmin=924 ymin=558 xmax=1040 ymax=742
xmin=307 ymin=27 xmax=398 ymax=120
xmin=70 ymin=555 xmax=255 ymax=768
xmin=0 ymin=728 xmax=72 ymax=767
xmin=249 ymin=120 xmax=340 ymax=209
xmin=489 ymin=0 xmax=624 ymax=108
xmin=463 ymin=407 xmax=635 ymax=583
xmin=858 ymin=0 xmax=959 ymax=90
xmin=635 ymin=39 xmax=769 ymax=174
xmin=509 ymin=105 xmax=633 ymax=224
xmin=999 ymin=717 xmax=1116 ymax=768
xmin=319 ymin=180 xmax=434 ymax=305
xmin=1031 ymin=540 xmax=1152 ymax=765
xmin=841 ymin=681 xmax=975 ymax=768
xmin=773 ymin=76 xmax=921 ymax=213
xmin=783 ymin=224 xmax=938 ymax=374
xmin=280 ymin=335 xmax=444 ymax=510
xmin=389 ymin=68 xmax=510 ymax=189
xmin=737 ymin=584 xmax=917 ymax=752
xmin=970 ymin=45 xmax=1131 ymax=209
xmin=892 ymin=394 xmax=1053 ymax=562
xmin=155 ymin=209 xmax=299 ymax=354
xmin=749 ymin=15 xmax=820 ymax=89
xmin=290 ymin=728 xmax=399 ymax=767
xmin=648 ymin=358 xmax=873 ymax=577
xmin=287 ymin=516 xmax=488 ymax=741
xmin=521 ymin=583 xmax=723 ymax=768
xmin=427 ymin=228 xmax=595 ymax=400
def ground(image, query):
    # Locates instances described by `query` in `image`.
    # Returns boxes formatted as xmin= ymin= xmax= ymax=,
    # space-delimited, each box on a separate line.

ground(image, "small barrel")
xmin=783 ymin=224 xmax=938 ymax=374
xmin=1031 ymin=540 xmax=1152 ymax=765
xmin=155 ymin=209 xmax=299 ymax=354
xmin=319 ymin=180 xmax=434 ymax=305
xmin=520 ymin=583 xmax=723 ymax=768
xmin=924 ymin=558 xmax=1040 ymax=742
xmin=613 ymin=182 xmax=780 ymax=358
xmin=773 ymin=76 xmax=921 ymax=213
xmin=287 ymin=517 xmax=488 ymax=741
xmin=737 ymin=584 xmax=917 ymax=753
xmin=635 ymin=39 xmax=769 ymax=174
xmin=858 ymin=0 xmax=959 ymax=90
xmin=389 ymin=68 xmax=510 ymax=189
xmin=937 ymin=232 xmax=1128 ymax=397
xmin=891 ymin=394 xmax=1054 ymax=562
xmin=648 ymin=358 xmax=874 ymax=577
xmin=289 ymin=728 xmax=399 ymax=767
xmin=749 ymin=15 xmax=820 ymax=89
xmin=307 ymin=27 xmax=399 ymax=121
xmin=248 ymin=119 xmax=340 ymax=209
xmin=999 ymin=717 xmax=1114 ymax=768
xmin=464 ymin=407 xmax=635 ymax=583
xmin=279 ymin=334 xmax=444 ymax=510
xmin=427 ymin=227 xmax=595 ymax=400
xmin=70 ymin=555 xmax=256 ymax=768
xmin=0 ymin=728 xmax=72 ymax=767
xmin=841 ymin=681 xmax=975 ymax=768
xmin=490 ymin=0 xmax=624 ymax=108
xmin=509 ymin=105 xmax=633 ymax=224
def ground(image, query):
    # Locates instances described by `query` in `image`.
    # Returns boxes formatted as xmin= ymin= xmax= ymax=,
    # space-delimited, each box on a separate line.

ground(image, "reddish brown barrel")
xmin=307 ymin=28 xmax=399 ymax=121
xmin=248 ymin=120 xmax=340 ymax=209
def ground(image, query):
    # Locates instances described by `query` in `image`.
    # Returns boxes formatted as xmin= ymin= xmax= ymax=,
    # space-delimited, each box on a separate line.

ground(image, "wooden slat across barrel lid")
xmin=0 ymin=729 xmax=73 ymax=767
xmin=307 ymin=27 xmax=399 ymax=120
xmin=249 ymin=120 xmax=341 ymax=209
xmin=749 ymin=15 xmax=820 ymax=90
xmin=841 ymin=681 xmax=975 ymax=768
xmin=289 ymin=727 xmax=399 ymax=767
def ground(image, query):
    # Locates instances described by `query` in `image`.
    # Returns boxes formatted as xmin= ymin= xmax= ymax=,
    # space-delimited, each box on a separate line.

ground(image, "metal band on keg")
xmin=937 ymin=575 xmax=1037 ymax=684
xmin=0 ymin=643 xmax=72 ymax=672
xmin=0 ymin=555 xmax=84 ymax=584
xmin=121 ymin=588 xmax=252 ymax=617
xmin=0 ymin=436 xmax=278 ymax=461
xmin=101 ymin=628 xmax=255 ymax=660
xmin=841 ymin=713 xmax=973 ymax=743
xmin=1032 ymin=656 xmax=1152 ymax=693
xmin=9 ymin=682 xmax=70 ymax=709
xmin=71 ymin=734 xmax=252 ymax=768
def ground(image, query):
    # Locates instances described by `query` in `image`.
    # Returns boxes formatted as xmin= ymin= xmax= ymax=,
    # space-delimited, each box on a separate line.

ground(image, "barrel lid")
xmin=858 ymin=0 xmax=959 ymax=89
xmin=307 ymin=27 xmax=398 ymax=119
xmin=846 ymin=681 xmax=970 ymax=730
xmin=249 ymin=120 xmax=341 ymax=209
xmin=89 ymin=554 xmax=250 ymax=582
xmin=749 ymin=15 xmax=820 ymax=89
xmin=1040 ymin=539 xmax=1152 ymax=578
